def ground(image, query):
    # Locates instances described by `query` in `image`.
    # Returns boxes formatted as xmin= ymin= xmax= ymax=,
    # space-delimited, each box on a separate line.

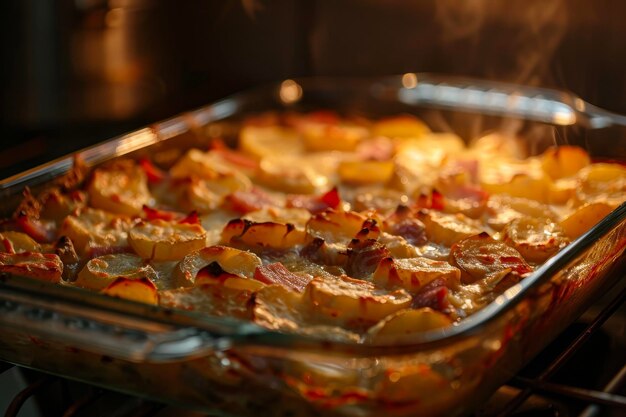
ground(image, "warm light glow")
xmin=574 ymin=98 xmax=586 ymax=112
xmin=114 ymin=129 xmax=158 ymax=156
xmin=279 ymin=79 xmax=303 ymax=104
xmin=552 ymin=110 xmax=576 ymax=126
xmin=401 ymin=73 xmax=418 ymax=89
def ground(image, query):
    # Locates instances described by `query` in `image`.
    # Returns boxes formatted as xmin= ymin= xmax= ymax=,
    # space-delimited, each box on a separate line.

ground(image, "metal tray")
xmin=0 ymin=75 xmax=625 ymax=417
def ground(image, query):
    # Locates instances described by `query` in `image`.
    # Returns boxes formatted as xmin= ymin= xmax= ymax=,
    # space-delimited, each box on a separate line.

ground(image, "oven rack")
xmin=1 ymin=285 xmax=625 ymax=417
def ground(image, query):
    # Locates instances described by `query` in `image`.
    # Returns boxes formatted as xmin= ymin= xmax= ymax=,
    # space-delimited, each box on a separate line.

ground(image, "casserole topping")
xmin=2 ymin=112 xmax=625 ymax=343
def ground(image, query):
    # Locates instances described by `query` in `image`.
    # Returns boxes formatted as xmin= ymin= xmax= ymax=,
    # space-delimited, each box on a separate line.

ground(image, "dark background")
xmin=1 ymin=0 xmax=625 ymax=179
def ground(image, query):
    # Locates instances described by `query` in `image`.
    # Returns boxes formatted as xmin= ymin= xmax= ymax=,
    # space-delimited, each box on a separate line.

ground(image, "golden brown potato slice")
xmin=372 ymin=115 xmax=430 ymax=139
xmin=540 ymin=146 xmax=590 ymax=180
xmin=559 ymin=202 xmax=615 ymax=240
xmin=239 ymin=125 xmax=304 ymax=158
xmin=128 ymin=219 xmax=206 ymax=261
xmin=0 ymin=252 xmax=63 ymax=282
xmin=76 ymin=253 xmax=157 ymax=291
xmin=301 ymin=122 xmax=368 ymax=152
xmin=40 ymin=189 xmax=87 ymax=224
xmin=306 ymin=209 xmax=379 ymax=244
xmin=256 ymin=156 xmax=327 ymax=194
xmin=303 ymin=275 xmax=412 ymax=328
xmin=366 ymin=308 xmax=452 ymax=343
xmin=575 ymin=163 xmax=626 ymax=206
xmin=418 ymin=210 xmax=482 ymax=247
xmin=372 ymin=257 xmax=460 ymax=293
xmin=182 ymin=173 xmax=252 ymax=213
xmin=502 ymin=217 xmax=569 ymax=263
xmin=60 ymin=208 xmax=132 ymax=256
xmin=88 ymin=162 xmax=151 ymax=216
xmin=338 ymin=160 xmax=395 ymax=185
xmin=485 ymin=195 xmax=557 ymax=231
xmin=449 ymin=233 xmax=532 ymax=284
xmin=169 ymin=149 xmax=224 ymax=180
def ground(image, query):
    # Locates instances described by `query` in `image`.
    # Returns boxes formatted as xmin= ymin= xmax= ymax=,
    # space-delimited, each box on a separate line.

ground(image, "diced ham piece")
xmin=210 ymin=140 xmax=259 ymax=170
xmin=16 ymin=215 xmax=55 ymax=243
xmin=346 ymin=239 xmax=391 ymax=279
xmin=179 ymin=210 xmax=201 ymax=225
xmin=356 ymin=137 xmax=394 ymax=161
xmin=415 ymin=190 xmax=445 ymax=211
xmin=142 ymin=205 xmax=178 ymax=221
xmin=139 ymin=158 xmax=167 ymax=183
xmin=412 ymin=278 xmax=451 ymax=312
xmin=286 ymin=187 xmax=341 ymax=214
xmin=225 ymin=188 xmax=278 ymax=214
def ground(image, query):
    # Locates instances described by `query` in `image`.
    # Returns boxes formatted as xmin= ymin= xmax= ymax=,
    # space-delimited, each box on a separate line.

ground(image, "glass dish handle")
xmin=0 ymin=288 xmax=226 ymax=362
xmin=389 ymin=74 xmax=626 ymax=129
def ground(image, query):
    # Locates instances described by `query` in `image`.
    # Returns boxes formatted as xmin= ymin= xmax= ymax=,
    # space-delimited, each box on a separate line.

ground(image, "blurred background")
xmin=1 ymin=0 xmax=625 ymax=178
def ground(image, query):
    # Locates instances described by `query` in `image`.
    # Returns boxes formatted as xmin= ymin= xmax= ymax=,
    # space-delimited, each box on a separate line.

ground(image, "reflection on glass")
xmin=552 ymin=110 xmax=576 ymax=126
xmin=279 ymin=79 xmax=303 ymax=104
xmin=401 ymin=73 xmax=418 ymax=89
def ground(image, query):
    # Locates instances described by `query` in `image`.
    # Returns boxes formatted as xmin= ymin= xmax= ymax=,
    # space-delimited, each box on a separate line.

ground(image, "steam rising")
xmin=435 ymin=0 xmax=568 ymax=85
xmin=435 ymin=0 xmax=570 ymax=149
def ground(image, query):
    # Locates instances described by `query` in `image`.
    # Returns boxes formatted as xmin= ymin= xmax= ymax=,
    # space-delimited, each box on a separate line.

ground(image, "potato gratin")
xmin=2 ymin=112 xmax=625 ymax=343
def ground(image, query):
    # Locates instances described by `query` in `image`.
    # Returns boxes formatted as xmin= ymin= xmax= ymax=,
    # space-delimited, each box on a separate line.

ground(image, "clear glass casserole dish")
xmin=0 ymin=74 xmax=625 ymax=417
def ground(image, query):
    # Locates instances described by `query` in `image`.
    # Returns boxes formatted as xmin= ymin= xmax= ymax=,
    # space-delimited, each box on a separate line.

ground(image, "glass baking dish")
xmin=0 ymin=75 xmax=625 ymax=417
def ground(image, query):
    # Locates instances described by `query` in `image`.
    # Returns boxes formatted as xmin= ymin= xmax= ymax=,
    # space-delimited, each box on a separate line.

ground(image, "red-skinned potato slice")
xmin=254 ymin=262 xmax=312 ymax=292
xmin=195 ymin=263 xmax=265 ymax=292
xmin=306 ymin=209 xmax=380 ymax=244
xmin=101 ymin=277 xmax=158 ymax=305
xmin=0 ymin=252 xmax=63 ymax=282
xmin=220 ymin=219 xmax=307 ymax=250
xmin=76 ymin=253 xmax=157 ymax=291
xmin=173 ymin=245 xmax=262 ymax=288
xmin=450 ymin=233 xmax=532 ymax=284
